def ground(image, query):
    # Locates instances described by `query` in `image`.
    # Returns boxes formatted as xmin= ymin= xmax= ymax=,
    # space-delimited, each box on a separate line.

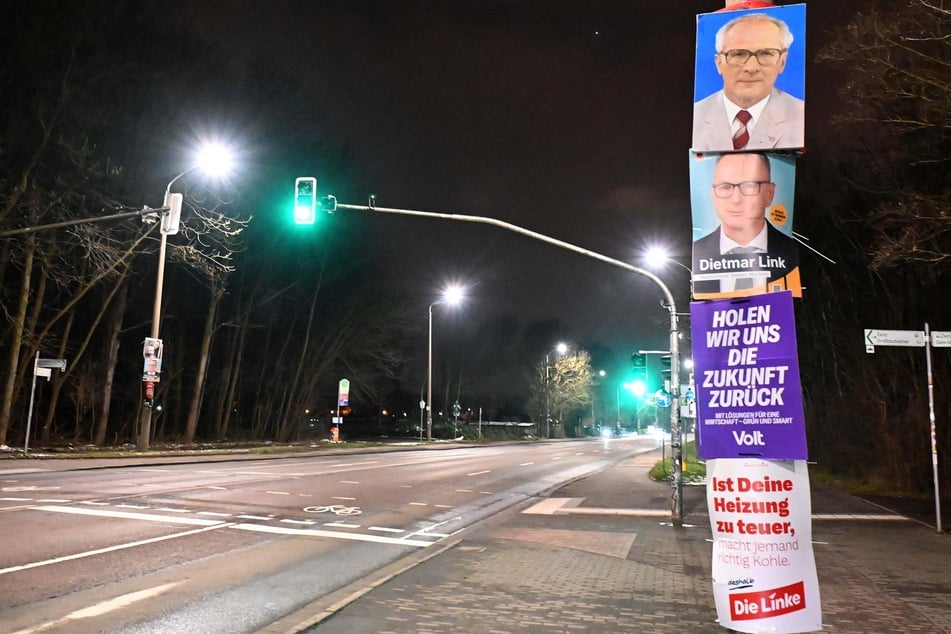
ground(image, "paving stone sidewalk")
xmin=306 ymin=449 xmax=950 ymax=634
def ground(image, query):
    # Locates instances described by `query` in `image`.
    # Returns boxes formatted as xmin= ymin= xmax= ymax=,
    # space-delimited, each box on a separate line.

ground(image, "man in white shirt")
xmin=692 ymin=13 xmax=804 ymax=152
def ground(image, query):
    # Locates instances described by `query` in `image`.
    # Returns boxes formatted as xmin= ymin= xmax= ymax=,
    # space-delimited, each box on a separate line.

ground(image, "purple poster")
xmin=691 ymin=291 xmax=807 ymax=460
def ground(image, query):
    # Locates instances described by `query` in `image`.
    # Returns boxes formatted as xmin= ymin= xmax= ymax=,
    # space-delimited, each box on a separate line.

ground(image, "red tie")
xmin=733 ymin=110 xmax=752 ymax=150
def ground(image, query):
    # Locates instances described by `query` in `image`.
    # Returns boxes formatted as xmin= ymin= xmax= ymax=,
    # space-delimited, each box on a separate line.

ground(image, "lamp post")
xmin=544 ymin=342 xmax=568 ymax=438
xmin=136 ymin=144 xmax=234 ymax=451
xmin=426 ymin=285 xmax=464 ymax=441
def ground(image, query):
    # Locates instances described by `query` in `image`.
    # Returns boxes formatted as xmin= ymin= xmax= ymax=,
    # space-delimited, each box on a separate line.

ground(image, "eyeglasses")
xmin=719 ymin=48 xmax=786 ymax=66
xmin=712 ymin=181 xmax=770 ymax=198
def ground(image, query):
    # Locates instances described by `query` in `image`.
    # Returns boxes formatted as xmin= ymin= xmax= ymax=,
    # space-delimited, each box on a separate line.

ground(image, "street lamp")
xmin=137 ymin=142 xmax=235 ymax=451
xmin=544 ymin=342 xmax=568 ymax=438
xmin=426 ymin=285 xmax=464 ymax=441
xmin=645 ymin=246 xmax=693 ymax=299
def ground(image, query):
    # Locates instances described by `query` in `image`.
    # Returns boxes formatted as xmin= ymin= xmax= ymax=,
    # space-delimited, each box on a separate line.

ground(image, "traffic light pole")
xmin=328 ymin=199 xmax=685 ymax=524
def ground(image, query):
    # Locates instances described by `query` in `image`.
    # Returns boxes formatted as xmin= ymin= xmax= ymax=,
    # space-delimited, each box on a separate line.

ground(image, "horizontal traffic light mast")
xmin=292 ymin=176 xmax=688 ymax=523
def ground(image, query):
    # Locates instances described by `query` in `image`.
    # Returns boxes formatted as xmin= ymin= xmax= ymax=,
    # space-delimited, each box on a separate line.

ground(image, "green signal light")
xmin=294 ymin=176 xmax=317 ymax=224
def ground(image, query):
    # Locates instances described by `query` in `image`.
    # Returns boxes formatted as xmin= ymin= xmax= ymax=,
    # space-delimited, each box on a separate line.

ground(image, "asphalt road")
xmin=0 ymin=437 xmax=657 ymax=633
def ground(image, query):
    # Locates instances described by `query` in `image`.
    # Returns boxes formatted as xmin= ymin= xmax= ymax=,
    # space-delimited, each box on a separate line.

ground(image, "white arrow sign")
xmin=864 ymin=329 xmax=925 ymax=351
xmin=931 ymin=331 xmax=951 ymax=348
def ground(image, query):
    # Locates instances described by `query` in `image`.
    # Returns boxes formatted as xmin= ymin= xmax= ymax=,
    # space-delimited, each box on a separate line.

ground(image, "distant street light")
xmin=544 ymin=342 xmax=568 ymax=438
xmin=426 ymin=285 xmax=464 ymax=441
xmin=137 ymin=141 xmax=235 ymax=451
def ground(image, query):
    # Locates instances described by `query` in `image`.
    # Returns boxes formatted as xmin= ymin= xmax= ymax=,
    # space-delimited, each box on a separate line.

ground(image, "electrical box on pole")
xmin=161 ymin=192 xmax=183 ymax=235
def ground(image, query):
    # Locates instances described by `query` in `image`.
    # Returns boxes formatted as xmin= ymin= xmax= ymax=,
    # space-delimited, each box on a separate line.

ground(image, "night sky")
xmin=187 ymin=1 xmax=863 ymax=372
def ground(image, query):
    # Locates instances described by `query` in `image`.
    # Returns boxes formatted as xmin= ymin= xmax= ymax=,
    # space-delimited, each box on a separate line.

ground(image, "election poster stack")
xmin=688 ymin=3 xmax=821 ymax=632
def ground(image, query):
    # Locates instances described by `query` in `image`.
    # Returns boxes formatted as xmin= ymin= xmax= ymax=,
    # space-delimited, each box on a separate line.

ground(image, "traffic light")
xmin=660 ymin=354 xmax=672 ymax=390
xmin=294 ymin=177 xmax=317 ymax=224
xmin=630 ymin=353 xmax=648 ymax=397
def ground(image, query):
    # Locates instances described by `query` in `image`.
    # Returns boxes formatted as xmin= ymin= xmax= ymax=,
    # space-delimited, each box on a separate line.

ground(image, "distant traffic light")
xmin=294 ymin=177 xmax=317 ymax=224
xmin=660 ymin=354 xmax=672 ymax=389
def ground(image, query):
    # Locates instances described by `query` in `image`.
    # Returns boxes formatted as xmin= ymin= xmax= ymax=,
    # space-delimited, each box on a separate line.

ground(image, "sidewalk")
xmin=297 ymin=449 xmax=950 ymax=634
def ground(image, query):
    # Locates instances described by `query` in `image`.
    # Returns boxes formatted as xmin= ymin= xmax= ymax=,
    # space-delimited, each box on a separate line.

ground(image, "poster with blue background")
xmin=691 ymin=291 xmax=807 ymax=460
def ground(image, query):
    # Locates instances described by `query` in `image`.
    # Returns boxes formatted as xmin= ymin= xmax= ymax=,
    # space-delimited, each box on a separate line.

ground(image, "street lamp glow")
xmin=442 ymin=284 xmax=465 ymax=306
xmin=195 ymin=142 xmax=235 ymax=179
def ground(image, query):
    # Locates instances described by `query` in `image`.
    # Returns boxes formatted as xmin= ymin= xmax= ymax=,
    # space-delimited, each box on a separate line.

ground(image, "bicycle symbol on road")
xmin=303 ymin=504 xmax=362 ymax=516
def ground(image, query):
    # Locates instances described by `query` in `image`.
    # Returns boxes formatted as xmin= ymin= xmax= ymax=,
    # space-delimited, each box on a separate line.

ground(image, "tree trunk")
xmin=96 ymin=283 xmax=127 ymax=445
xmin=0 ymin=237 xmax=35 ymax=445
xmin=183 ymin=282 xmax=224 ymax=443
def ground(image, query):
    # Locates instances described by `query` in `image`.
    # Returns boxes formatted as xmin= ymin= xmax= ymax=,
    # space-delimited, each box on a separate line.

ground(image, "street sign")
xmin=864 ymin=329 xmax=925 ymax=353
xmin=931 ymin=331 xmax=951 ymax=348
xmin=36 ymin=358 xmax=67 ymax=370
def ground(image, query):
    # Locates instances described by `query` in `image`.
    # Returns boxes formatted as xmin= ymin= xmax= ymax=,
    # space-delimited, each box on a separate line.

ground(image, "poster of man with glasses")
xmin=690 ymin=151 xmax=800 ymax=299
xmin=692 ymin=5 xmax=806 ymax=152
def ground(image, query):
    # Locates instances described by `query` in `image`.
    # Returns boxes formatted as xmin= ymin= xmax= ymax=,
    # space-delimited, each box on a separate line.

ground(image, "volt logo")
xmin=732 ymin=430 xmax=765 ymax=446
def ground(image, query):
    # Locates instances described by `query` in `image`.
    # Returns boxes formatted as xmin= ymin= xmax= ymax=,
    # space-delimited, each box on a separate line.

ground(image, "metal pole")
xmin=924 ymin=322 xmax=943 ymax=533
xmin=24 ymin=351 xmax=39 ymax=455
xmin=544 ymin=352 xmax=551 ymax=438
xmin=427 ymin=302 xmax=435 ymax=441
xmin=137 ymin=225 xmax=168 ymax=451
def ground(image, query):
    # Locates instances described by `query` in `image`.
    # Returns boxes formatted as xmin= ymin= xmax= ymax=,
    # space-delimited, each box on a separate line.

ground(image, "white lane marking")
xmin=409 ymin=502 xmax=427 ymax=506
xmin=280 ymin=518 xmax=317 ymax=526
xmin=234 ymin=522 xmax=432 ymax=547
xmin=298 ymin=493 xmax=313 ymax=497
xmin=34 ymin=505 xmax=221 ymax=526
xmin=324 ymin=522 xmax=360 ymax=529
xmin=467 ymin=470 xmax=491 ymax=476
xmin=9 ymin=581 xmax=183 ymax=634
xmin=204 ymin=486 xmax=227 ymax=490
xmin=339 ymin=480 xmax=360 ymax=485
xmin=455 ymin=489 xmax=473 ymax=493
xmin=331 ymin=496 xmax=356 ymax=501
xmin=552 ymin=456 xmax=563 ymax=460
xmin=0 ymin=468 xmax=45 ymax=475
xmin=435 ymin=504 xmax=453 ymax=509
xmin=2 ymin=485 xmax=60 ymax=492
xmin=236 ymin=514 xmax=273 ymax=521
xmin=116 ymin=504 xmax=149 ymax=509
xmin=400 ymin=484 xmax=413 ymax=488
xmin=156 ymin=507 xmax=191 ymax=513
xmin=520 ymin=462 xmax=535 ymax=466
xmin=79 ymin=501 xmax=110 ymax=506
xmin=369 ymin=526 xmax=404 ymax=534
xmin=478 ymin=491 xmax=493 ymax=495
xmin=0 ymin=497 xmax=31 ymax=501
xmin=37 ymin=499 xmax=69 ymax=503
xmin=0 ymin=522 xmax=231 ymax=576
xmin=265 ymin=491 xmax=290 ymax=495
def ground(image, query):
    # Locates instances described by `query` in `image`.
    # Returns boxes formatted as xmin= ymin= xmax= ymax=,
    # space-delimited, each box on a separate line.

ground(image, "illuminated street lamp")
xmin=137 ymin=141 xmax=235 ymax=451
xmin=426 ymin=285 xmax=464 ymax=441
xmin=645 ymin=246 xmax=693 ymax=298
xmin=544 ymin=342 xmax=568 ymax=438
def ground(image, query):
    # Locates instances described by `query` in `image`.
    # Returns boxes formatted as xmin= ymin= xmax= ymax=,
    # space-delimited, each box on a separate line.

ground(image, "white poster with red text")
xmin=707 ymin=458 xmax=821 ymax=633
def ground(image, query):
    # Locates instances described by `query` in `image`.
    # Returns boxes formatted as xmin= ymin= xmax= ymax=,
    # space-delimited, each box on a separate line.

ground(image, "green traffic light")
xmin=294 ymin=176 xmax=317 ymax=225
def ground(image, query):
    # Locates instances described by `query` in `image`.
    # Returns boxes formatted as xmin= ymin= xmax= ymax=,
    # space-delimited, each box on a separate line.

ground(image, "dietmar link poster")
xmin=707 ymin=458 xmax=821 ymax=633
xmin=691 ymin=290 xmax=807 ymax=460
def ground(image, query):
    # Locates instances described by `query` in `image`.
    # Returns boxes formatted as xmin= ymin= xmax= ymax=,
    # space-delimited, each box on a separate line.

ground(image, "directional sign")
xmin=865 ymin=329 xmax=925 ymax=353
xmin=931 ymin=331 xmax=951 ymax=348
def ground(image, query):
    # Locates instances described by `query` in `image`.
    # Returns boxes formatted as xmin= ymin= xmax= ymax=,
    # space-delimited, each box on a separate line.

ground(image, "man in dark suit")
xmin=692 ymin=12 xmax=804 ymax=152
xmin=692 ymin=152 xmax=800 ymax=299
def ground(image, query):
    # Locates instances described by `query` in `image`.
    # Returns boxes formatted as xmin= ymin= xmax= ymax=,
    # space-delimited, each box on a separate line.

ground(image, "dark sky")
xmin=189 ymin=1 xmax=862 ymax=373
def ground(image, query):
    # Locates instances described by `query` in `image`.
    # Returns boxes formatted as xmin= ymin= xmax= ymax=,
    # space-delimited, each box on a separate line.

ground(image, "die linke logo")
xmin=730 ymin=581 xmax=807 ymax=621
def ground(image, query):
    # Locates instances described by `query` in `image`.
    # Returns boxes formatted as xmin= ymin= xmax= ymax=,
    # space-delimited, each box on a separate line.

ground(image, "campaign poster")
xmin=693 ymin=4 xmax=806 ymax=152
xmin=707 ymin=458 xmax=821 ymax=633
xmin=691 ymin=151 xmax=800 ymax=300
xmin=691 ymin=291 xmax=807 ymax=460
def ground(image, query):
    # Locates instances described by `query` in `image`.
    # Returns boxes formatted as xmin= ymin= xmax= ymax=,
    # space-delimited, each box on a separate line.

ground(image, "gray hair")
xmin=715 ymin=13 xmax=794 ymax=53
